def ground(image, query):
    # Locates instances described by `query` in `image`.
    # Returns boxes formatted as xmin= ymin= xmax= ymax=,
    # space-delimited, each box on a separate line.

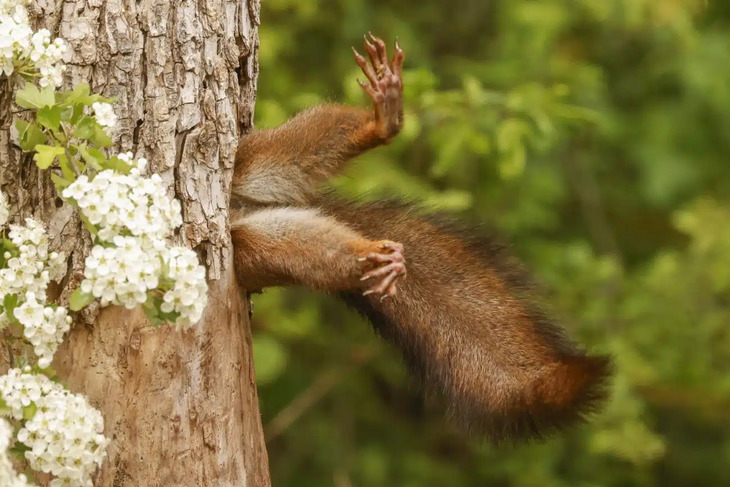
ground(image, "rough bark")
xmin=0 ymin=0 xmax=270 ymax=485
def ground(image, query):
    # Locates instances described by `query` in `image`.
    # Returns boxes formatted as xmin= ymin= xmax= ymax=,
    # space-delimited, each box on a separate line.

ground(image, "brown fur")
xmin=324 ymin=197 xmax=610 ymax=441
xmin=230 ymin=35 xmax=611 ymax=442
xmin=231 ymin=206 xmax=401 ymax=293
xmin=233 ymin=105 xmax=384 ymax=206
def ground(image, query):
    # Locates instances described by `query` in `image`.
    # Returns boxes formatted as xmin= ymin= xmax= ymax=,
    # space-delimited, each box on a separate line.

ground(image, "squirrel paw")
xmin=352 ymin=33 xmax=404 ymax=140
xmin=358 ymin=241 xmax=406 ymax=300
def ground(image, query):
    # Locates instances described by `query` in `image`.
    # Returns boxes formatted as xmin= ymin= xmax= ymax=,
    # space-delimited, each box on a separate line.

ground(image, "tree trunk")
xmin=0 ymin=1 xmax=271 ymax=486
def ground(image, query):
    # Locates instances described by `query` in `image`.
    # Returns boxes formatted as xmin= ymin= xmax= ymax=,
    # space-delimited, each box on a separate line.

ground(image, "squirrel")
xmin=230 ymin=34 xmax=611 ymax=443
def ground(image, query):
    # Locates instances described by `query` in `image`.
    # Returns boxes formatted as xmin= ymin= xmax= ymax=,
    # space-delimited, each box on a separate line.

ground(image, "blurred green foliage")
xmin=250 ymin=0 xmax=730 ymax=485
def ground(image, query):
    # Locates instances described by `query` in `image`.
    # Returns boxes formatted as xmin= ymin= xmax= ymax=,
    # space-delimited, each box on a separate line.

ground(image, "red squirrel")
xmin=230 ymin=34 xmax=611 ymax=442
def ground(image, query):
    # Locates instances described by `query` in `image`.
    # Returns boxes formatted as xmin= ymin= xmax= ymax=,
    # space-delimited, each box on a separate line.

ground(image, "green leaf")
xmin=60 ymin=83 xmax=92 ymax=105
xmin=60 ymin=104 xmax=74 ymax=122
xmin=15 ymin=119 xmax=29 ymax=137
xmin=159 ymin=310 xmax=181 ymax=325
xmin=32 ymin=363 xmax=59 ymax=380
xmin=141 ymin=294 xmax=183 ymax=327
xmin=51 ymin=173 xmax=72 ymax=193
xmin=69 ymin=287 xmax=94 ymax=311
xmin=78 ymin=213 xmax=98 ymax=236
xmin=496 ymin=117 xmax=529 ymax=152
xmin=69 ymin=103 xmax=85 ymax=125
xmin=1 ymin=238 xmax=18 ymax=258
xmin=37 ymin=105 xmax=62 ymax=131
xmin=142 ymin=295 xmax=164 ymax=327
xmin=8 ymin=442 xmax=30 ymax=461
xmin=431 ymin=127 xmax=468 ymax=178
xmin=22 ymin=402 xmax=37 ymax=421
xmin=0 ymin=397 xmax=10 ymax=417
xmin=74 ymin=116 xmax=96 ymax=139
xmin=60 ymin=83 xmax=114 ymax=106
xmin=32 ymin=145 xmax=65 ymax=169
xmin=15 ymin=83 xmax=55 ymax=109
xmin=143 ymin=307 xmax=163 ymax=328
xmin=498 ymin=144 xmax=526 ymax=179
xmin=2 ymin=294 xmax=16 ymax=311
xmin=86 ymin=147 xmax=107 ymax=162
xmin=58 ymin=153 xmax=76 ymax=181
xmin=75 ymin=117 xmax=113 ymax=148
xmin=105 ymin=155 xmax=132 ymax=174
xmin=3 ymin=294 xmax=19 ymax=325
xmin=91 ymin=125 xmax=113 ymax=148
xmin=15 ymin=121 xmax=48 ymax=151
xmin=78 ymin=145 xmax=106 ymax=170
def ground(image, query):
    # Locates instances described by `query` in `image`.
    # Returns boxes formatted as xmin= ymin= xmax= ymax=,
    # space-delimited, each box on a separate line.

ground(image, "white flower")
xmin=16 ymin=293 xmax=71 ymax=368
xmin=0 ymin=0 xmax=29 ymax=20
xmin=59 ymin=154 xmax=207 ymax=328
xmin=0 ymin=369 xmax=109 ymax=486
xmin=0 ymin=218 xmax=66 ymax=302
xmin=81 ymin=237 xmax=163 ymax=309
xmin=78 ymin=240 xmax=207 ymax=328
xmin=0 ymin=217 xmax=68 ymax=366
xmin=0 ymin=10 xmax=32 ymax=78
xmin=16 ymin=292 xmax=44 ymax=327
xmin=161 ymin=246 xmax=208 ymax=329
xmin=62 ymin=166 xmax=183 ymax=243
xmin=0 ymin=2 xmax=66 ymax=87
xmin=0 ymin=417 xmax=34 ymax=486
xmin=27 ymin=29 xmax=66 ymax=88
xmin=91 ymin=101 xmax=116 ymax=129
xmin=0 ymin=368 xmax=44 ymax=417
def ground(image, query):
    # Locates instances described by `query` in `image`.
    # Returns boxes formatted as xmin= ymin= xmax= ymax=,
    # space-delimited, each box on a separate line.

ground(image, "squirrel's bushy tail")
xmin=323 ymin=197 xmax=611 ymax=442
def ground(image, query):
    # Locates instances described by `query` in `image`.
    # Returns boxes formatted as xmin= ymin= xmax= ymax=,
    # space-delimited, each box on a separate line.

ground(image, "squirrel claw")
xmin=360 ymin=240 xmax=406 ymax=299
xmin=379 ymin=241 xmax=404 ymax=253
xmin=355 ymin=32 xmax=404 ymax=140
xmin=361 ymin=261 xmax=405 ymax=281
xmin=363 ymin=267 xmax=403 ymax=297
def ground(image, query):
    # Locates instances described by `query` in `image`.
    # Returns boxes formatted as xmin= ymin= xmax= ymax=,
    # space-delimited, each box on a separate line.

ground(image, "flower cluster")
xmin=0 ymin=368 xmax=109 ymax=487
xmin=0 ymin=0 xmax=27 ymax=18
xmin=81 ymin=236 xmax=163 ymax=309
xmin=62 ymin=157 xmax=182 ymax=243
xmin=0 ymin=1 xmax=67 ymax=87
xmin=61 ymin=153 xmax=207 ymax=328
xmin=161 ymin=246 xmax=208 ymax=328
xmin=0 ymin=368 xmax=43 ymax=419
xmin=0 ymin=418 xmax=34 ymax=487
xmin=78 ymin=238 xmax=208 ymax=327
xmin=0 ymin=1 xmax=32 ymax=77
xmin=1 ymin=218 xmax=67 ymax=300
xmin=0 ymin=212 xmax=69 ymax=366
xmin=16 ymin=293 xmax=72 ymax=368
xmin=91 ymin=101 xmax=116 ymax=129
xmin=28 ymin=29 xmax=67 ymax=88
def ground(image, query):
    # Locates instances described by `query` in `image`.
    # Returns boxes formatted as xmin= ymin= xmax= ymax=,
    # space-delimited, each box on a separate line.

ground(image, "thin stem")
xmin=64 ymin=149 xmax=80 ymax=176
